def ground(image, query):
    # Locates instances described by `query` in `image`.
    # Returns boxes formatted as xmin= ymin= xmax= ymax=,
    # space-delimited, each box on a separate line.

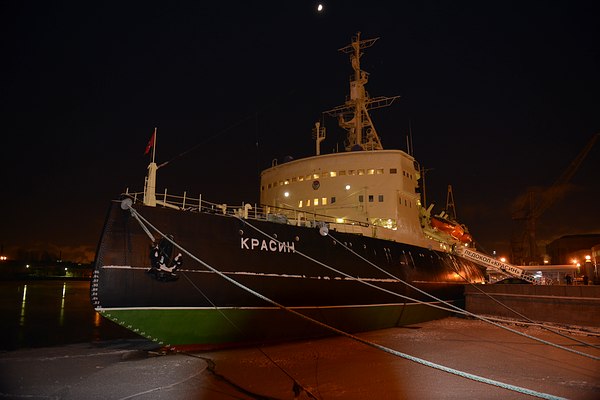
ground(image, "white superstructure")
xmin=260 ymin=33 xmax=469 ymax=252
xmin=260 ymin=150 xmax=432 ymax=247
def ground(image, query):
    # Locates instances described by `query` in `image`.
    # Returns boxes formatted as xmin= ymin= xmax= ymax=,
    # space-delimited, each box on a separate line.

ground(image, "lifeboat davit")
xmin=430 ymin=215 xmax=472 ymax=243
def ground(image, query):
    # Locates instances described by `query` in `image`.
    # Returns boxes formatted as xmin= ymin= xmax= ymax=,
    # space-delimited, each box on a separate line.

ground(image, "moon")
xmin=317 ymin=4 xmax=324 ymax=12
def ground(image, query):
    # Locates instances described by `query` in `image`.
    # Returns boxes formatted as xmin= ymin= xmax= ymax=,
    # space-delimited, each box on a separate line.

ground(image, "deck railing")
xmin=122 ymin=189 xmax=370 ymax=230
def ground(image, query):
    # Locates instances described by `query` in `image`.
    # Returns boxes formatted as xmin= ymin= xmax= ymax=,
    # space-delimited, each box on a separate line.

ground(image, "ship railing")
xmin=252 ymin=204 xmax=370 ymax=230
xmin=123 ymin=190 xmax=204 ymax=211
xmin=121 ymin=190 xmax=371 ymax=231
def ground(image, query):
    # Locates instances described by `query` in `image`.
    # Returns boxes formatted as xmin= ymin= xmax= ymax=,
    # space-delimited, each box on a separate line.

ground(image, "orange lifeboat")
xmin=430 ymin=215 xmax=472 ymax=243
xmin=459 ymin=232 xmax=473 ymax=243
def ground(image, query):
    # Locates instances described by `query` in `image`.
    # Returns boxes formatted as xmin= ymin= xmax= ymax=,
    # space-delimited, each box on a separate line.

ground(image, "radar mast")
xmin=324 ymin=32 xmax=399 ymax=151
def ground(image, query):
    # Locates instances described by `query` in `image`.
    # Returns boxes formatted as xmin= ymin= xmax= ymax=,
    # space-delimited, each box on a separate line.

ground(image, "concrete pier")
xmin=1 ymin=317 xmax=598 ymax=399
xmin=465 ymin=284 xmax=600 ymax=327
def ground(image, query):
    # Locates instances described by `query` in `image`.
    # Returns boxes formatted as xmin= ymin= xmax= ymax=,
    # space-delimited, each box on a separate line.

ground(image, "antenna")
xmin=408 ymin=120 xmax=414 ymax=155
xmin=313 ymin=122 xmax=326 ymax=155
xmin=446 ymin=185 xmax=457 ymax=221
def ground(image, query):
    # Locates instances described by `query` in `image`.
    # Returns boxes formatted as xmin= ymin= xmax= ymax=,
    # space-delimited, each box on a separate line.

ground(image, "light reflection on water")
xmin=1 ymin=280 xmax=140 ymax=351
xmin=60 ymin=282 xmax=66 ymax=326
xmin=19 ymin=284 xmax=27 ymax=327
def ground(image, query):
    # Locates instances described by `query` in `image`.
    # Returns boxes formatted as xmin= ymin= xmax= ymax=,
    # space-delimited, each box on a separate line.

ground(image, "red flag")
xmin=144 ymin=131 xmax=155 ymax=155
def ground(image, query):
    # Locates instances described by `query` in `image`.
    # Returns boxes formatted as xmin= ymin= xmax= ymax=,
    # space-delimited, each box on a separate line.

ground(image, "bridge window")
xmin=367 ymin=169 xmax=375 ymax=175
xmin=358 ymin=169 xmax=365 ymax=175
xmin=359 ymin=195 xmax=364 ymax=202
xmin=368 ymin=195 xmax=374 ymax=202
xmin=331 ymin=196 xmax=336 ymax=203
xmin=314 ymin=198 xmax=319 ymax=206
xmin=390 ymin=168 xmax=397 ymax=174
xmin=378 ymin=195 xmax=384 ymax=202
xmin=298 ymin=200 xmax=303 ymax=208
xmin=339 ymin=170 xmax=346 ymax=176
xmin=376 ymin=169 xmax=384 ymax=174
xmin=322 ymin=197 xmax=327 ymax=205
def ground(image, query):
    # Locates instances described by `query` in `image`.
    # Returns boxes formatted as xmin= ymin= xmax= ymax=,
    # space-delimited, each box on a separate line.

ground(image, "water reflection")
xmin=59 ymin=282 xmax=66 ymax=326
xmin=0 ymin=280 xmax=140 ymax=351
xmin=19 ymin=284 xmax=27 ymax=327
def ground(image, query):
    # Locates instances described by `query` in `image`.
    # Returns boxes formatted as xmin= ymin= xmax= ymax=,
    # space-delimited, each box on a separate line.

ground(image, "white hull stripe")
xmin=101 ymin=265 xmax=404 ymax=283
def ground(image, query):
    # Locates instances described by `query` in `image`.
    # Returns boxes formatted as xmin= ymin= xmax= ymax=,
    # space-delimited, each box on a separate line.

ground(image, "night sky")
xmin=1 ymin=1 xmax=598 ymax=263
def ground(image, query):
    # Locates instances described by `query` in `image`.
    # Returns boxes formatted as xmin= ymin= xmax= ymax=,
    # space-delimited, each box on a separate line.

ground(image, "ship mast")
xmin=324 ymin=32 xmax=400 ymax=151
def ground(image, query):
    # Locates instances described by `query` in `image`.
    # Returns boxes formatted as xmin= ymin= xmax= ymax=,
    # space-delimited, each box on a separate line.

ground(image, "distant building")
xmin=546 ymin=234 xmax=600 ymax=265
xmin=593 ymin=243 xmax=600 ymax=267
xmin=592 ymin=243 xmax=600 ymax=284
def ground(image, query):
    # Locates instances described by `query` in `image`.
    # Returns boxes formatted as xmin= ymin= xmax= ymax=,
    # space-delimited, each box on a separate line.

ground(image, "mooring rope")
xmin=124 ymin=204 xmax=571 ymax=399
xmin=445 ymin=255 xmax=600 ymax=349
xmin=231 ymin=213 xmax=599 ymax=360
xmin=179 ymin=271 xmax=320 ymax=399
xmin=320 ymin=229 xmax=600 ymax=361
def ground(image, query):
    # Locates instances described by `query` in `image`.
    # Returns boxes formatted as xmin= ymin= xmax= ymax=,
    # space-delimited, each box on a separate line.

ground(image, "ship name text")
xmin=241 ymin=237 xmax=296 ymax=253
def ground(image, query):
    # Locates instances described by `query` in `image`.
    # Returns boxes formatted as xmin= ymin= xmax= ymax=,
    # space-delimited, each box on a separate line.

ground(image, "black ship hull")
xmin=92 ymin=201 xmax=484 ymax=350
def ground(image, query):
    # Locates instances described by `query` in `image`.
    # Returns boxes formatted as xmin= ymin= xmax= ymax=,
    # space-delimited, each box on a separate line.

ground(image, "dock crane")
xmin=510 ymin=133 xmax=599 ymax=265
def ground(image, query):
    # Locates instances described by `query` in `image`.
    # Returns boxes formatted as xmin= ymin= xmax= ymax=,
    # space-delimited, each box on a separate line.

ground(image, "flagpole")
xmin=152 ymin=127 xmax=157 ymax=164
xmin=144 ymin=127 xmax=158 ymax=207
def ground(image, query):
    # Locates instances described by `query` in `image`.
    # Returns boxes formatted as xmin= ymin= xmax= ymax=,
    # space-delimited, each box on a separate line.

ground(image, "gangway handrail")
xmin=454 ymin=247 xmax=538 ymax=284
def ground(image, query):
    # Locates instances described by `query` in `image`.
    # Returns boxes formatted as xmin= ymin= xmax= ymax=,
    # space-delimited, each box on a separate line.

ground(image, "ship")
xmin=91 ymin=33 xmax=485 ymax=351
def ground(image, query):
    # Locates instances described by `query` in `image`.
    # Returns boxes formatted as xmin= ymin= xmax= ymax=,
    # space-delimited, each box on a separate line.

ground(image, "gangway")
xmin=454 ymin=247 xmax=538 ymax=284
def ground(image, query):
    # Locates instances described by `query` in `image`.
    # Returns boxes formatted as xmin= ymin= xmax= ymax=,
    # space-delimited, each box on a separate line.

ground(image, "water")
xmin=0 ymin=280 xmax=140 ymax=351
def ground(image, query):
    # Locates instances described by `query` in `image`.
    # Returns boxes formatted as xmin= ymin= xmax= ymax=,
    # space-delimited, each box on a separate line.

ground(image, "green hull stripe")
xmin=98 ymin=301 xmax=462 ymax=348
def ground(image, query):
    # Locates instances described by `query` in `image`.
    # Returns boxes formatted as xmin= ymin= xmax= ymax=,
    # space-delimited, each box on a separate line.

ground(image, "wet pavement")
xmin=1 ymin=317 xmax=599 ymax=399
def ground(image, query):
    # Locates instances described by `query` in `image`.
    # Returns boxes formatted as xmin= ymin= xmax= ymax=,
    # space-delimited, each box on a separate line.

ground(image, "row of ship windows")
xmin=262 ymin=168 xmax=414 ymax=191
xmin=297 ymin=195 xmax=413 ymax=208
